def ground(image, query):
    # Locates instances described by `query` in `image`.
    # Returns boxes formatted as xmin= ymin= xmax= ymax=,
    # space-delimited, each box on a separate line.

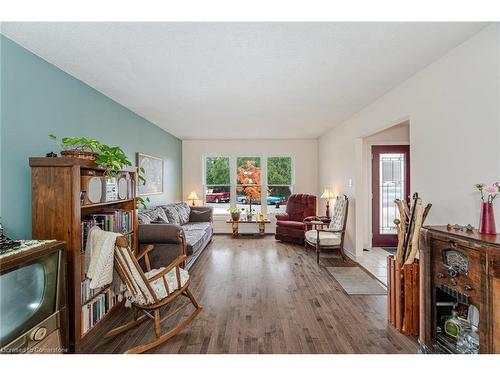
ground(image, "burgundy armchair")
xmin=275 ymin=194 xmax=317 ymax=245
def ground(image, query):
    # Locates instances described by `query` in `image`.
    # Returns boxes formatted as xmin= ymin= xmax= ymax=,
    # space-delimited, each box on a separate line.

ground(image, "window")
xmin=267 ymin=156 xmax=293 ymax=214
xmin=379 ymin=153 xmax=405 ymax=234
xmin=204 ymin=156 xmax=230 ymax=214
xmin=203 ymin=155 xmax=293 ymax=217
xmin=236 ymin=157 xmax=261 ymax=215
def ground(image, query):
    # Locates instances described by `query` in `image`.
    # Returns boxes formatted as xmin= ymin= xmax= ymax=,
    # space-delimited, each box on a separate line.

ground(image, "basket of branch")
xmin=387 ymin=193 xmax=431 ymax=336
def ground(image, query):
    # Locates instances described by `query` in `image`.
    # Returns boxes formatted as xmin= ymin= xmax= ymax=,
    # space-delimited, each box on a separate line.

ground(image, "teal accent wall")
xmin=0 ymin=35 xmax=182 ymax=239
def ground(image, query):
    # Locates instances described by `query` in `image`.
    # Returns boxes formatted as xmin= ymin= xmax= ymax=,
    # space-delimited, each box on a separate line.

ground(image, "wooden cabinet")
xmin=30 ymin=157 xmax=138 ymax=352
xmin=489 ymin=253 xmax=500 ymax=352
xmin=419 ymin=226 xmax=500 ymax=353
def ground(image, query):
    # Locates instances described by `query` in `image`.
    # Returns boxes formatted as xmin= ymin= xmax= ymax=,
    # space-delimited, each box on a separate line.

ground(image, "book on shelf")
xmin=81 ymin=209 xmax=133 ymax=253
xmin=81 ymin=278 xmax=105 ymax=304
xmin=81 ymin=287 xmax=119 ymax=336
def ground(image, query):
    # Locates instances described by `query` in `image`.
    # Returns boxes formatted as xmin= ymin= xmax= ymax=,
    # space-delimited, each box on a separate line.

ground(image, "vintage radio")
xmin=102 ymin=177 xmax=118 ymax=202
xmin=117 ymin=174 xmax=129 ymax=200
xmin=419 ymin=226 xmax=500 ymax=353
xmin=81 ymin=173 xmax=129 ymax=205
xmin=80 ymin=171 xmax=103 ymax=205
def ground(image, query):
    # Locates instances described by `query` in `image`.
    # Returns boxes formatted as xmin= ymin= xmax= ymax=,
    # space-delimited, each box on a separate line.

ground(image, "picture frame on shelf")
xmin=137 ymin=152 xmax=163 ymax=195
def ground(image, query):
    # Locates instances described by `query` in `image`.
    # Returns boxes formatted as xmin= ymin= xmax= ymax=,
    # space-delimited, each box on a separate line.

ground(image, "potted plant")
xmin=49 ymin=134 xmax=102 ymax=160
xmin=246 ymin=208 xmax=256 ymax=221
xmin=49 ymin=134 xmax=150 ymax=208
xmin=475 ymin=182 xmax=499 ymax=234
xmin=228 ymin=207 xmax=241 ymax=221
xmin=95 ymin=144 xmax=132 ymax=177
xmin=95 ymin=144 xmax=138 ymax=203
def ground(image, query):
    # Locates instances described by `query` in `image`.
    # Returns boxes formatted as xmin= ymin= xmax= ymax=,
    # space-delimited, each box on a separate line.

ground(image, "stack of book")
xmin=81 ymin=288 xmax=119 ymax=336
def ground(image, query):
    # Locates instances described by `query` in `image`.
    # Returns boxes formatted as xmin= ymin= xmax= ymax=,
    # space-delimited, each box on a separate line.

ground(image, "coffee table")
xmin=226 ymin=218 xmax=271 ymax=237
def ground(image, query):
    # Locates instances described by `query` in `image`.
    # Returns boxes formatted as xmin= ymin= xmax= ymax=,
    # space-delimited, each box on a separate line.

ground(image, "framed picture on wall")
xmin=137 ymin=152 xmax=164 ymax=195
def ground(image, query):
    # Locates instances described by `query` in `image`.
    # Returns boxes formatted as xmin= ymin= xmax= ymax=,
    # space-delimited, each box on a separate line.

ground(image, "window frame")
xmin=202 ymin=154 xmax=294 ymax=216
xmin=266 ymin=155 xmax=294 ymax=214
xmin=202 ymin=155 xmax=232 ymax=213
xmin=236 ymin=156 xmax=263 ymax=211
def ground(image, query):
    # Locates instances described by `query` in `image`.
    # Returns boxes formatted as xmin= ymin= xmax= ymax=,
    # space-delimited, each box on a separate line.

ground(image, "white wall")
xmin=319 ymin=24 xmax=500 ymax=260
xmin=183 ymin=139 xmax=319 ymax=233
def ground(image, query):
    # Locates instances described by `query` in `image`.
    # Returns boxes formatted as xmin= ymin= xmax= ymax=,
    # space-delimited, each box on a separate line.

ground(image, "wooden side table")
xmin=226 ymin=219 xmax=271 ymax=237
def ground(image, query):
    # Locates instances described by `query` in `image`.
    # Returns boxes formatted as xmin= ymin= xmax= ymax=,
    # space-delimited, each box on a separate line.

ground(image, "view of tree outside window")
xmin=236 ymin=157 xmax=261 ymax=215
xmin=267 ymin=156 xmax=292 ymax=214
xmin=203 ymin=155 xmax=293 ymax=216
xmin=204 ymin=156 xmax=230 ymax=214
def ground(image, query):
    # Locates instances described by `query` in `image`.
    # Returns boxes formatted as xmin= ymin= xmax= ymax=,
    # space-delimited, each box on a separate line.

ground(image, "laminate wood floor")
xmin=86 ymin=235 xmax=418 ymax=354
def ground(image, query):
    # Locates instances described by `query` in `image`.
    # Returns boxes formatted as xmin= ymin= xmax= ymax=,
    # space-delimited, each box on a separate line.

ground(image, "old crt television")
xmin=0 ymin=240 xmax=67 ymax=353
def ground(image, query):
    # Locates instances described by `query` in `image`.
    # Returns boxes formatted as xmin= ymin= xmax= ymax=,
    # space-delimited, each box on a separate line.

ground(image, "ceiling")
xmin=1 ymin=22 xmax=487 ymax=140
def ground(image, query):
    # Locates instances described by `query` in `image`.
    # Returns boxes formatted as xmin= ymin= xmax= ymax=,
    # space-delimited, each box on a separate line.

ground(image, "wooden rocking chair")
xmin=106 ymin=235 xmax=203 ymax=354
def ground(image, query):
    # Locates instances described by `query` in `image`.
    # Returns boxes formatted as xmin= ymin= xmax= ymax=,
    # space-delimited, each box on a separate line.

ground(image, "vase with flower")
xmin=475 ymin=182 xmax=499 ymax=234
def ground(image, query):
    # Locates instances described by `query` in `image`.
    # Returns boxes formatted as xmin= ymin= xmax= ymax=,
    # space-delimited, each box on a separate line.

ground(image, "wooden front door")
xmin=371 ymin=145 xmax=410 ymax=247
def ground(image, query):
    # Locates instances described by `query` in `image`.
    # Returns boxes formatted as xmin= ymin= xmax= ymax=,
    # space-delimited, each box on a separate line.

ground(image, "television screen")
xmin=0 ymin=251 xmax=59 ymax=347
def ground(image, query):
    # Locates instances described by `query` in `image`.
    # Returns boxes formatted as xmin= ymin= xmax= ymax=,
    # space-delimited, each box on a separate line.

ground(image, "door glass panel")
xmin=379 ymin=153 xmax=406 ymax=234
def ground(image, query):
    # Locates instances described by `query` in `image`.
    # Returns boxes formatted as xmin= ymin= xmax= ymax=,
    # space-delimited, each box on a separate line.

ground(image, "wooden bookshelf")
xmin=30 ymin=157 xmax=138 ymax=352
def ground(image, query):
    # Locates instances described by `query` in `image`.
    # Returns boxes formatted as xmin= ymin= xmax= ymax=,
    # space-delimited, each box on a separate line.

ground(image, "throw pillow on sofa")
xmin=189 ymin=209 xmax=211 ymax=222
xmin=138 ymin=208 xmax=159 ymax=224
xmin=138 ymin=207 xmax=170 ymax=224
xmin=174 ymin=202 xmax=191 ymax=225
xmin=155 ymin=207 xmax=170 ymax=223
xmin=161 ymin=205 xmax=181 ymax=225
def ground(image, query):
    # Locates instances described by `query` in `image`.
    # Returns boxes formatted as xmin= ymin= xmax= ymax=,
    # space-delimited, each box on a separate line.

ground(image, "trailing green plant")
xmin=136 ymin=167 xmax=149 ymax=209
xmin=137 ymin=196 xmax=150 ymax=210
xmin=138 ymin=167 xmax=146 ymax=185
xmin=49 ymin=134 xmax=102 ymax=153
xmin=94 ymin=144 xmax=132 ymax=178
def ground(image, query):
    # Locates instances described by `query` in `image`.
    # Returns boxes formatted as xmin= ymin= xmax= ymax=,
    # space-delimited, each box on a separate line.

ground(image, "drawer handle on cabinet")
xmin=464 ymin=285 xmax=473 ymax=291
xmin=449 ymin=241 xmax=458 ymax=249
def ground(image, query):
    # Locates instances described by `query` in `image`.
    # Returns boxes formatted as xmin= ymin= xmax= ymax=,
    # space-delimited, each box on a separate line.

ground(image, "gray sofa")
xmin=137 ymin=202 xmax=213 ymax=270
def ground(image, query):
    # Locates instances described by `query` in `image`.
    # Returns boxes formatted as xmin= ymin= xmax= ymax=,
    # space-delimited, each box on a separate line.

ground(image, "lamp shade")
xmin=320 ymin=188 xmax=335 ymax=199
xmin=187 ymin=191 xmax=199 ymax=201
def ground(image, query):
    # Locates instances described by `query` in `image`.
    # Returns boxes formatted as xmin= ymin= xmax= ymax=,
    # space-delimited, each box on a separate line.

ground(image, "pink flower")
xmin=484 ymin=185 xmax=498 ymax=196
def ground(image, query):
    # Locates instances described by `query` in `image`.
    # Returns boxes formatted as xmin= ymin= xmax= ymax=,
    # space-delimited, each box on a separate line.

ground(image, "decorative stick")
xmin=402 ymin=193 xmax=419 ymax=262
xmin=405 ymin=200 xmax=424 ymax=265
xmin=394 ymin=219 xmax=404 ymax=265
xmin=422 ymin=203 xmax=432 ymax=224
xmin=395 ymin=199 xmax=407 ymax=235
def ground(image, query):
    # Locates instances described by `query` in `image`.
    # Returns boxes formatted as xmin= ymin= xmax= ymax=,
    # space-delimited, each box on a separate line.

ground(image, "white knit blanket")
xmin=86 ymin=226 xmax=122 ymax=289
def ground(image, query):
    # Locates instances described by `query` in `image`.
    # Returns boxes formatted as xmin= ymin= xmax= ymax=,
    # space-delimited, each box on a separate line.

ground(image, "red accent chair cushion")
xmin=275 ymin=194 xmax=317 ymax=245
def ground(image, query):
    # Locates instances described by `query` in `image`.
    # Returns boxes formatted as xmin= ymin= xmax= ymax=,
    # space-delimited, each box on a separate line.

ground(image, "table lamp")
xmin=320 ymin=188 xmax=335 ymax=217
xmin=187 ymin=191 xmax=199 ymax=206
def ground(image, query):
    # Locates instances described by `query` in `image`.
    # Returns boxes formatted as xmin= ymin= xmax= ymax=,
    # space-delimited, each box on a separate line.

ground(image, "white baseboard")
xmin=344 ymin=248 xmax=356 ymax=261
